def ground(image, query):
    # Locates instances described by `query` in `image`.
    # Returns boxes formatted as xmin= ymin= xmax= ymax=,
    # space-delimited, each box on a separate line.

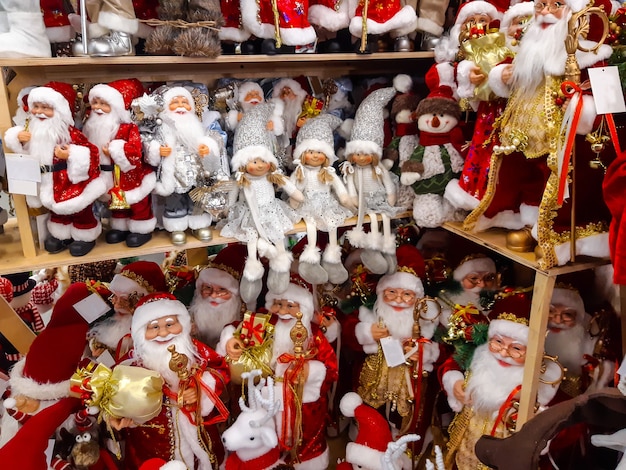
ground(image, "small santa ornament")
xmin=400 ymin=85 xmax=465 ymax=228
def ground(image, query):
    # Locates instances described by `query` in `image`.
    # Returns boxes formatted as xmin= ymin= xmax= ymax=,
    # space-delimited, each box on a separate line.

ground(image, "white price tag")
xmin=97 ymin=350 xmax=116 ymax=368
xmin=73 ymin=293 xmax=111 ymax=324
xmin=588 ymin=67 xmax=626 ymax=115
xmin=618 ymin=354 xmax=626 ymax=377
xmin=380 ymin=336 xmax=406 ymax=368
xmin=5 ymin=153 xmax=40 ymax=196
xmin=45 ymin=439 xmax=56 ymax=467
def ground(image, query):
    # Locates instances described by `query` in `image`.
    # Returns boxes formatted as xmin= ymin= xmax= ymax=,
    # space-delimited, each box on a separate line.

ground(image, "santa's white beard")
xmin=512 ymin=13 xmax=569 ymax=96
xmin=281 ymin=98 xmax=303 ymax=138
xmin=163 ymin=108 xmax=205 ymax=151
xmin=89 ymin=313 xmax=132 ymax=350
xmin=189 ymin=294 xmax=241 ymax=348
xmin=83 ymin=111 xmax=122 ymax=159
xmin=271 ymin=317 xmax=312 ymax=368
xmin=134 ymin=332 xmax=199 ymax=390
xmin=241 ymin=99 xmax=262 ymax=113
xmin=375 ymin=299 xmax=414 ymax=340
xmin=465 ymin=345 xmax=525 ymax=415
xmin=545 ymin=322 xmax=589 ymax=374
xmin=28 ymin=115 xmax=71 ymax=165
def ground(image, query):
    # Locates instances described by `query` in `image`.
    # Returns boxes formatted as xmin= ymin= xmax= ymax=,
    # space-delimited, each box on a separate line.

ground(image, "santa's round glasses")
xmin=463 ymin=273 xmax=497 ymax=286
xmin=382 ymin=288 xmax=417 ymax=304
xmin=488 ymin=336 xmax=527 ymax=359
xmin=534 ymin=1 xmax=565 ymax=13
xmin=200 ymin=284 xmax=231 ymax=297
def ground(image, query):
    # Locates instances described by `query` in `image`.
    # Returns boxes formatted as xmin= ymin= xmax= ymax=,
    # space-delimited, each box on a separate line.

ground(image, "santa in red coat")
xmin=4 ymin=81 xmax=106 ymax=256
xmin=84 ymin=78 xmax=157 ymax=248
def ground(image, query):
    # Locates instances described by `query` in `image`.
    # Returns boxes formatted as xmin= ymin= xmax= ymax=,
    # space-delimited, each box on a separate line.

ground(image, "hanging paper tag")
xmin=45 ymin=439 xmax=56 ymax=467
xmin=381 ymin=336 xmax=406 ymax=367
xmin=5 ymin=153 xmax=40 ymax=196
xmin=97 ymin=350 xmax=116 ymax=368
xmin=73 ymin=293 xmax=111 ymax=324
xmin=618 ymin=354 xmax=626 ymax=377
xmin=588 ymin=67 xmax=626 ymax=114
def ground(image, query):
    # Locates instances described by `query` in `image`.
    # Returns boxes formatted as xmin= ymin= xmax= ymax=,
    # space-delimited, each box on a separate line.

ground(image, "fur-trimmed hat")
xmin=9 ymin=282 xmax=105 ymax=400
xmin=230 ymin=102 xmax=279 ymax=171
xmin=28 ymin=81 xmax=76 ymax=126
xmin=501 ymin=1 xmax=534 ymax=31
xmin=487 ymin=293 xmax=532 ymax=344
xmin=236 ymin=81 xmax=264 ymax=105
xmin=345 ymin=74 xmax=412 ymax=158
xmin=89 ymin=78 xmax=144 ymax=112
xmin=131 ymin=292 xmax=191 ymax=342
xmin=196 ymin=243 xmax=247 ymax=296
xmin=340 ymin=392 xmax=392 ymax=470
xmin=415 ymin=85 xmax=461 ymax=121
xmin=376 ymin=244 xmax=426 ymax=297
xmin=265 ymin=272 xmax=315 ymax=324
xmin=452 ymin=254 xmax=497 ymax=282
xmin=293 ymin=113 xmax=342 ymax=164
xmin=109 ymin=261 xmax=168 ymax=297
xmin=550 ymin=285 xmax=586 ymax=324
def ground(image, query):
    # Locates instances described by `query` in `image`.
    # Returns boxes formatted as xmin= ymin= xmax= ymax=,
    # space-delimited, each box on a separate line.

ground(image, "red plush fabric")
xmin=603 ymin=148 xmax=626 ymax=284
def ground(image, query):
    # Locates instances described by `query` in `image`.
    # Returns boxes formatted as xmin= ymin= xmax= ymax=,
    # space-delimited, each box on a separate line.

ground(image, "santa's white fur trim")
xmin=163 ymin=215 xmax=189 ymax=232
xmin=303 ymin=359 xmax=326 ymax=402
xmin=442 ymin=370 xmax=465 ymax=412
xmin=453 ymin=257 xmax=496 ymax=282
xmin=393 ymin=74 xmax=412 ymax=94
xmin=488 ymin=319 xmax=528 ymax=344
xmin=435 ymin=34 xmax=460 ymax=64
xmin=110 ymin=272 xmax=150 ymax=296
xmin=4 ymin=126 xmax=24 ymax=153
xmin=346 ymin=442 xmax=384 ymax=470
xmin=47 ymin=219 xmax=72 ymax=240
xmin=444 ymin=178 xmax=479 ymax=210
xmin=350 ymin=5 xmax=417 ymax=37
xmin=488 ymin=63 xmax=512 ymax=98
xmin=188 ymin=212 xmax=212 ymax=230
xmin=197 ymin=267 xmax=239 ymax=295
xmin=28 ymin=87 xmax=73 ymax=125
xmin=9 ymin=359 xmax=71 ymax=400
xmin=46 ymin=25 xmax=71 ymax=43
xmin=293 ymin=138 xmax=335 ymax=162
xmin=146 ymin=140 xmax=162 ymax=167
xmin=455 ymin=1 xmax=501 ymax=28
xmin=322 ymin=244 xmax=342 ymax=264
xmin=88 ymin=22 xmax=109 ymax=38
xmin=456 ymin=60 xmax=476 ymax=100
xmin=243 ymin=258 xmax=265 ymax=281
xmin=97 ymin=11 xmax=139 ymax=35
xmin=577 ymin=94 xmax=597 ymax=136
xmin=240 ymin=0 xmax=276 ymax=39
xmin=354 ymin=316 xmax=377 ymax=352
xmin=309 ymin=1 xmax=350 ymax=31
xmin=300 ymin=245 xmax=321 ymax=264
xmin=231 ymin=145 xmax=278 ymax=172
xmin=519 ymin=203 xmax=539 ymax=227
xmin=269 ymin=251 xmax=293 ymax=273
xmin=279 ymin=26 xmax=317 ymax=46
xmin=66 ymin=144 xmax=92 ymax=184
xmin=376 ymin=272 xmax=424 ymax=297
xmin=219 ymin=26 xmax=252 ymax=42
xmin=71 ymin=222 xmax=102 ymax=242
xmin=89 ymin=84 xmax=125 ymax=114
xmin=553 ymin=231 xmax=610 ymax=266
xmin=123 ymin=172 xmax=156 ymax=205
xmin=323 ymin=320 xmax=339 ymax=343
xmin=128 ymin=216 xmax=156 ymax=234
xmin=294 ymin=447 xmax=329 ymax=470
xmin=40 ymin=172 xmax=107 ymax=216
xmin=416 ymin=16 xmax=443 ymax=36
xmin=339 ymin=392 xmax=363 ymax=417
xmin=107 ymin=139 xmax=134 ymax=172
xmin=131 ymin=297 xmax=190 ymax=340
xmin=565 ymin=0 xmax=587 ymax=12
xmin=474 ymin=210 xmax=524 ymax=231
xmin=161 ymin=462 xmax=187 ymax=470
xmin=502 ymin=2 xmax=535 ymax=30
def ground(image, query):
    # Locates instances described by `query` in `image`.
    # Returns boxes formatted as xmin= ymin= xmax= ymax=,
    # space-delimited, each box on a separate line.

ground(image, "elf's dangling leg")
xmin=360 ymin=212 xmax=388 ymax=274
xmin=298 ymin=218 xmax=329 ymax=285
xmin=381 ymin=213 xmax=397 ymax=273
xmin=322 ymin=228 xmax=348 ymax=284
xmin=240 ymin=235 xmax=265 ymax=308
xmin=266 ymin=238 xmax=293 ymax=295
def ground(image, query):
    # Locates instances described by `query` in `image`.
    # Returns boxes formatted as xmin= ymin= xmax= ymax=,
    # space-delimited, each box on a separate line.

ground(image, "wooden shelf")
xmin=0 ymin=52 xmax=434 ymax=84
xmin=0 ymin=211 xmax=412 ymax=275
xmin=442 ymin=221 xmax=610 ymax=274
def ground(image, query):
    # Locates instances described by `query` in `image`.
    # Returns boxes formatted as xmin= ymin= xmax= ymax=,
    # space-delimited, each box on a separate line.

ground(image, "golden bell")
xmin=109 ymin=188 xmax=131 ymax=210
xmin=506 ymin=227 xmax=537 ymax=253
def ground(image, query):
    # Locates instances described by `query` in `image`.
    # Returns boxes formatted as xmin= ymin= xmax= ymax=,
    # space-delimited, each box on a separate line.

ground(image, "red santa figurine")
xmin=348 ymin=0 xmax=417 ymax=52
xmin=84 ymin=78 xmax=157 ymax=248
xmin=4 ymin=81 xmax=105 ymax=256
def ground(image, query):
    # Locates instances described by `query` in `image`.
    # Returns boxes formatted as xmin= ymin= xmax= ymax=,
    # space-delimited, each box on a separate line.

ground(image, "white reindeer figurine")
xmin=222 ymin=369 xmax=291 ymax=469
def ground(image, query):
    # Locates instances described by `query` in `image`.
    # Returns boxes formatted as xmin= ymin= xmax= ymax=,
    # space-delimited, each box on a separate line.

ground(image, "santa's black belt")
xmin=100 ymin=164 xmax=114 ymax=171
xmin=40 ymin=162 xmax=67 ymax=173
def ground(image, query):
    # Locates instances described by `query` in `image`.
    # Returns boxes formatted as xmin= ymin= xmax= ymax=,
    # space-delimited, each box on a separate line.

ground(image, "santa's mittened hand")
xmin=17 ymin=130 xmax=31 ymax=143
xmin=401 ymin=172 xmax=421 ymax=186
xmin=160 ymin=145 xmax=172 ymax=157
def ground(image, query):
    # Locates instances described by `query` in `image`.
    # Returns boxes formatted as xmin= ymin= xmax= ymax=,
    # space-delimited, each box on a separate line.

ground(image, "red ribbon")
xmin=241 ymin=318 xmax=265 ymax=343
xmin=491 ymin=384 xmax=522 ymax=436
xmin=557 ymin=81 xmax=584 ymax=205
xmin=407 ymin=338 xmax=431 ymax=432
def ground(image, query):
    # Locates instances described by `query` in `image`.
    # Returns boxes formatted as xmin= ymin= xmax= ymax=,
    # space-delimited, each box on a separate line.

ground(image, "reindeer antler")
xmin=239 ymin=369 xmax=263 ymax=413
xmin=382 ymin=434 xmax=421 ymax=470
xmin=426 ymin=445 xmax=446 ymax=470
xmin=250 ymin=375 xmax=280 ymax=429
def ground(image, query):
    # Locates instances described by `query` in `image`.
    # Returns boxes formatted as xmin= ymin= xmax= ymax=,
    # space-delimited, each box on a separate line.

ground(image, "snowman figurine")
xmin=400 ymin=85 xmax=465 ymax=228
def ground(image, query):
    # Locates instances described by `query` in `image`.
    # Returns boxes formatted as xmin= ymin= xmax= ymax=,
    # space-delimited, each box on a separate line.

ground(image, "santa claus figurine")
xmin=188 ymin=243 xmax=246 ymax=348
xmin=145 ymin=85 xmax=222 ymax=245
xmin=400 ymin=85 xmax=465 ymax=228
xmin=83 ymin=78 xmax=157 ymax=248
xmin=348 ymin=0 xmax=417 ymax=52
xmin=4 ymin=81 xmax=105 ymax=256
xmin=271 ymin=78 xmax=309 ymax=166
xmin=87 ymin=260 xmax=168 ymax=362
xmin=109 ymin=292 xmax=230 ymax=469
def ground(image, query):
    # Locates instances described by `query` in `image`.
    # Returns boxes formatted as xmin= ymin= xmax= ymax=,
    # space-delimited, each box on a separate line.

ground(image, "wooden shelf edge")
xmin=0 ymin=211 xmax=412 ymax=275
xmin=442 ymin=221 xmax=610 ymax=276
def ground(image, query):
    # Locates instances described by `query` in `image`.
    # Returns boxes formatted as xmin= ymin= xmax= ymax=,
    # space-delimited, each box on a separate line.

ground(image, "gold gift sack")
xmin=228 ymin=312 xmax=274 ymax=384
xmin=71 ymin=362 xmax=164 ymax=424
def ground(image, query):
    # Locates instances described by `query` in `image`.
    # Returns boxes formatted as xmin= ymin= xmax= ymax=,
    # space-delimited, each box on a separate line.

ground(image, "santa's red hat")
xmin=9 ymin=283 xmax=102 ymax=400
xmin=88 ymin=78 xmax=144 ymax=112
xmin=487 ymin=292 xmax=532 ymax=344
xmin=452 ymin=253 xmax=497 ymax=282
xmin=376 ymin=244 xmax=426 ymax=297
xmin=131 ymin=292 xmax=191 ymax=341
xmin=550 ymin=285 xmax=586 ymax=324
xmin=109 ymin=261 xmax=168 ymax=297
xmin=265 ymin=272 xmax=315 ymax=324
xmin=139 ymin=459 xmax=187 ymax=470
xmin=340 ymin=392 xmax=392 ymax=470
xmin=196 ymin=243 xmax=247 ymax=296
xmin=28 ymin=81 xmax=76 ymax=126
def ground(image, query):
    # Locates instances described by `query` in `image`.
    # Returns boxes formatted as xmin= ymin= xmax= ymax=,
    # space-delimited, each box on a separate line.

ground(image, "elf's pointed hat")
xmin=28 ymin=81 xmax=76 ymax=126
xmin=340 ymin=392 xmax=392 ymax=470
xmin=293 ymin=113 xmax=343 ymax=164
xmin=345 ymin=74 xmax=412 ymax=159
xmin=230 ymin=102 xmax=279 ymax=171
xmin=196 ymin=243 xmax=247 ymax=296
xmin=109 ymin=260 xmax=168 ymax=297
xmin=89 ymin=78 xmax=145 ymax=112
xmin=376 ymin=244 xmax=426 ymax=297
xmin=9 ymin=283 xmax=107 ymax=400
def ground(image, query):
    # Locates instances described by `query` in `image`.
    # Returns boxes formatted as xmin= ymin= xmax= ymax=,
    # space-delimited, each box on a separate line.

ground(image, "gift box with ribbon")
xmin=229 ymin=312 xmax=274 ymax=384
